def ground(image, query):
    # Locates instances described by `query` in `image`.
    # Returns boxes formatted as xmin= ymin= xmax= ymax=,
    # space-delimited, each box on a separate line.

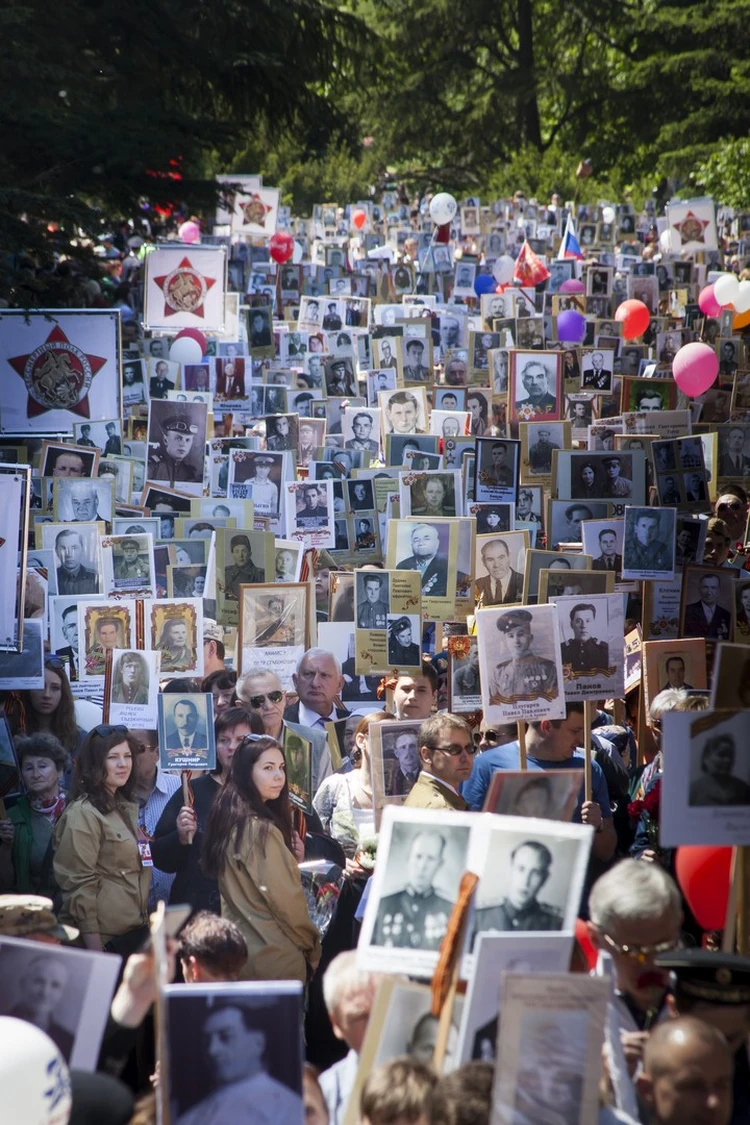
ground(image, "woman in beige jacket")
xmin=53 ymin=725 xmax=150 ymax=952
xmin=202 ymin=734 xmax=321 ymax=982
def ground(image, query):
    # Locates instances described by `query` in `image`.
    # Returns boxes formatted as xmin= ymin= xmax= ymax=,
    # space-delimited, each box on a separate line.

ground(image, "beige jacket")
xmin=220 ymin=819 xmax=321 ymax=983
xmin=53 ymin=797 xmax=150 ymax=944
xmin=403 ymin=772 xmax=469 ymax=812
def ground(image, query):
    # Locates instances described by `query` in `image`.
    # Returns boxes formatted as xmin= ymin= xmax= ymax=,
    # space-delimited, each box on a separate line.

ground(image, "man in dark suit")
xmin=149 ymin=360 xmax=174 ymax=399
xmin=166 ymin=699 xmax=207 ymax=757
xmin=683 ymin=574 xmax=732 ymax=640
xmin=474 ymin=538 xmax=523 ymax=606
xmin=284 ymin=648 xmax=351 ymax=731
xmin=582 ymin=351 xmax=612 ymax=390
xmin=591 ymin=528 xmax=622 ymax=573
xmin=718 ymin=427 xmax=750 ymax=477
xmin=395 ymin=523 xmax=449 ymax=598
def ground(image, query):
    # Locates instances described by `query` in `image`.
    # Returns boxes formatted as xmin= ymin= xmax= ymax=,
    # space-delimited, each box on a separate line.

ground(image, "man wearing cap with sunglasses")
xmin=404 ymin=713 xmax=473 ymax=811
xmin=148 ymin=413 xmax=202 ymax=485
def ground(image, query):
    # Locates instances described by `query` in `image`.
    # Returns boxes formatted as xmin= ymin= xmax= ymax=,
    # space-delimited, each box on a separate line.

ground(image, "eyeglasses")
xmin=91 ymin=724 xmax=129 ymax=739
xmin=717 ymin=501 xmax=743 ymax=512
xmin=247 ymin=691 xmax=284 ymax=708
xmin=430 ymin=743 xmax=476 ymax=758
xmin=479 ymin=729 xmax=499 ymax=743
xmin=600 ymin=932 xmax=680 ymax=963
xmin=239 ymin=734 xmax=269 ymax=745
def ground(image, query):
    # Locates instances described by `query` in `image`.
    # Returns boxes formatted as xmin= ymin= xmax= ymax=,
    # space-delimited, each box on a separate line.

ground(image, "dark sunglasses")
xmin=431 ymin=742 xmax=477 ymax=757
xmin=479 ymin=729 xmax=500 ymax=742
xmin=717 ymin=501 xmax=743 ymax=512
xmin=248 ymin=691 xmax=283 ymax=708
xmin=91 ymin=724 xmax=129 ymax=738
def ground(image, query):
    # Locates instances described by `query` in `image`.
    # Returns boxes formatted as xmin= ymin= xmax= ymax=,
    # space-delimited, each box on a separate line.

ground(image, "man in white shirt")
xmin=177 ymin=1002 xmax=302 ymax=1125
xmin=284 ymin=648 xmax=351 ymax=732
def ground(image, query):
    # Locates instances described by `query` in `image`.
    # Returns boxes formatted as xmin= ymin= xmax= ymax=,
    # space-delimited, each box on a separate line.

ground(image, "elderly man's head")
xmin=237 ymin=669 xmax=286 ymax=734
xmin=637 ymin=1017 xmax=733 ymax=1125
xmin=293 ymin=648 xmax=343 ymax=717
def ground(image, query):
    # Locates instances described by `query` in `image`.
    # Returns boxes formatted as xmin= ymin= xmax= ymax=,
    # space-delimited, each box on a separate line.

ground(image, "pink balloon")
xmin=698 ymin=284 xmax=722 ymax=319
xmin=174 ymin=327 xmax=207 ymax=355
xmin=178 ymin=220 xmax=201 ymax=244
xmin=672 ymin=342 xmax=719 ymax=398
xmin=559 ymin=278 xmax=585 ymax=294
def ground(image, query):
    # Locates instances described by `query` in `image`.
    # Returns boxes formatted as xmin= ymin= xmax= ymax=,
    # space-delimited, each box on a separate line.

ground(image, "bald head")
xmin=638 ymin=1017 xmax=733 ymax=1125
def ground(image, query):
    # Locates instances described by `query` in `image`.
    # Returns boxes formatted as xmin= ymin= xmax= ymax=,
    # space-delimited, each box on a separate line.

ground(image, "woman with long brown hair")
xmin=53 ymin=724 xmax=150 ymax=953
xmin=202 ymin=735 xmax=321 ymax=983
xmin=4 ymin=655 xmax=84 ymax=783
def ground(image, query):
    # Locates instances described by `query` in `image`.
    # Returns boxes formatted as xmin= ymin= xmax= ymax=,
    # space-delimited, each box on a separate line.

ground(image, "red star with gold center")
xmin=153 ymin=256 xmax=216 ymax=318
xmin=238 ymin=193 xmax=272 ymax=229
xmin=671 ymin=210 xmax=710 ymax=245
xmin=8 ymin=324 xmax=106 ymax=418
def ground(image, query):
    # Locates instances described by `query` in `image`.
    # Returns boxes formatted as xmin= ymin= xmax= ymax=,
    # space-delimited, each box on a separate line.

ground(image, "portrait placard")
xmin=661 ymin=709 xmax=750 ymax=846
xmin=78 ymin=601 xmax=135 ymax=682
xmin=549 ymin=593 xmax=624 ymax=700
xmin=470 ymin=816 xmax=592 ymax=947
xmin=0 ymin=618 xmax=44 ymax=690
xmin=555 ymin=450 xmax=645 ymax=508
xmin=580 ymin=518 xmax=625 ymax=581
xmin=143 ymin=244 xmax=228 ymax=333
xmin=273 ymin=540 xmax=304 ymax=584
xmin=510 ymin=351 xmax=562 ymax=424
xmin=710 ymin=643 xmax=750 ymax=711
xmin=0 ymin=469 xmax=27 ymax=648
xmin=482 ymin=770 xmax=582 ymax=823
xmin=522 ymin=549 xmax=592 ymax=606
xmin=642 ymin=577 xmax=683 ymax=640
xmin=641 ymin=637 xmax=707 ymax=718
xmin=377 ymin=387 xmax=429 ymax=438
xmin=449 ymin=636 xmax=482 ymax=713
xmin=100 ymin=533 xmax=156 ymax=599
xmin=386 ymin=518 xmax=465 ymax=623
xmin=357 ymin=806 xmax=480 ymax=977
xmin=621 ymin=506 xmax=676 ymax=581
xmin=238 ymin=583 xmax=309 ymax=690
xmin=476 ymin=603 xmax=566 ymax=723
xmin=52 ymin=477 xmax=114 ymax=524
xmin=108 ymin=648 xmax=161 ymax=729
xmin=146 ymin=398 xmax=208 ymax=497
xmin=473 ymin=438 xmax=520 ymax=505
xmin=164 ymin=980 xmax=303 ymax=1125
xmin=284 ymin=481 xmax=335 ymax=549
xmin=519 ymin=421 xmax=569 ymax=486
xmin=456 ymin=933 xmax=573 ymax=1066
xmin=0 ymin=935 xmax=121 ymax=1070
xmin=0 ymin=310 xmax=121 ymax=435
xmin=473 ymin=531 xmax=528 ymax=609
xmin=398 ymin=470 xmax=462 ymax=519
xmin=342 ymin=407 xmax=382 ymax=455
xmin=354 ymin=569 xmax=421 ymax=675
xmin=227 ymin=449 xmax=283 ymax=517
xmin=679 ymin=564 xmax=735 ymax=642
xmin=283 ymin=725 xmax=313 ymax=814
xmin=145 ymin=597 xmax=204 ymax=677
xmin=489 ymin=973 xmax=608 ymax=1125
xmin=157 ymin=691 xmax=216 ymax=771
xmin=624 ymin=626 xmax=642 ymax=695
xmin=215 ymin=527 xmax=276 ymax=628
xmin=547 ymin=499 xmax=610 ymax=550
xmin=40 ymin=441 xmax=99 ymax=478
xmin=369 ymin=719 xmax=423 ymax=827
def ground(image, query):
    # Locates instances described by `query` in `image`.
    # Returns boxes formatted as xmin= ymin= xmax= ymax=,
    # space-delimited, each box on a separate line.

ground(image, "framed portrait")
xmin=146 ymin=399 xmax=208 ymax=497
xmin=549 ymin=593 xmax=625 ymax=700
xmin=38 ymin=522 xmax=103 ymax=599
xmin=283 ymin=726 xmax=313 ymax=813
xmin=100 ymin=533 xmax=156 ymax=599
xmin=399 ymin=470 xmax=462 ymax=520
xmin=641 ymin=637 xmax=707 ymax=718
xmin=476 ymin=603 xmax=566 ymax=723
xmin=49 ymin=594 xmax=85 ymax=681
xmin=238 ymin=583 xmax=309 ymax=689
xmin=711 ymin=642 xmax=750 ymax=710
xmin=579 ymin=347 xmax=615 ymax=394
xmin=490 ymin=973 xmax=608 ymax=1125
xmin=661 ymin=709 xmax=750 ymax=846
xmin=273 ymin=540 xmax=304 ymax=585
xmin=386 ymin=433 xmax=438 ymax=469
xmin=642 ymin=577 xmax=683 ymax=641
xmin=580 ymin=518 xmax=625 ymax=580
xmin=510 ymin=351 xmax=562 ymax=424
xmin=0 ymin=935 xmax=121 ymax=1070
xmin=448 ymin=635 xmax=482 ymax=713
xmin=522 ymin=549 xmax=592 ymax=606
xmin=679 ymin=564 xmax=735 ymax=642
xmin=555 ymin=450 xmax=645 ymax=509
xmin=473 ymin=438 xmax=520 ymax=505
xmin=145 ymin=597 xmax=204 ymax=677
xmin=166 ymin=564 xmax=208 ymax=600
xmin=72 ymin=418 xmax=122 ymax=457
xmin=227 ymin=450 xmax=283 ymax=521
xmin=354 ymin=569 xmax=421 ymax=675
xmin=247 ymin=306 xmax=275 ymax=358
xmin=40 ymin=441 xmax=99 ymax=479
xmin=263 ymin=414 xmax=299 ymax=455
xmin=143 ymin=244 xmax=227 ymax=333
xmin=52 ymin=477 xmax=114 ymax=524
xmin=284 ymin=481 xmax=335 ymax=549
xmin=0 ymin=618 xmax=44 ymax=690
xmin=0 ymin=310 xmax=122 ymax=435
xmin=519 ymin=422 xmax=569 ymax=485
xmin=78 ymin=601 xmax=135 ymax=682
xmin=621 ymin=507 xmax=676 ymax=581
xmin=482 ymin=770 xmax=581 ymax=822
xmin=357 ymin=805 xmax=478 ymax=976
xmin=108 ymin=647 xmax=161 ymax=729
xmin=456 ymin=933 xmax=573 ymax=1066
xmin=367 ymin=368 xmax=397 ymax=405
xmin=386 ymin=517 xmax=467 ymax=622
xmin=377 ymin=387 xmax=429 ymax=438
xmin=342 ymin=407 xmax=382 ymax=455
xmin=547 ymin=499 xmax=610 ymax=551
xmin=474 ymin=531 xmax=528 ymax=610
xmin=157 ymin=691 xmax=216 ymax=771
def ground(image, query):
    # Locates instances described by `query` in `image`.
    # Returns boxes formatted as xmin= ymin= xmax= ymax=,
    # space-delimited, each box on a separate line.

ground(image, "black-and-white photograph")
xmin=247 ymin=306 xmax=274 ymax=355
xmin=274 ymin=541 xmax=303 ymax=584
xmin=377 ymin=388 xmax=428 ymax=436
xmin=228 ymin=450 xmax=282 ymax=517
xmin=375 ymin=721 xmax=422 ymax=799
xmin=342 ymin=408 xmax=381 ymax=453
xmin=717 ymin=423 xmax=750 ymax=478
xmin=474 ymin=533 xmax=526 ymax=608
xmin=40 ymin=441 xmax=99 ymax=479
xmin=355 ymin=571 xmax=390 ymax=630
xmin=471 ymin=817 xmax=592 ymax=945
xmin=580 ymin=519 xmax=624 ymax=577
xmin=548 ymin=500 xmax=609 ymax=550
xmin=559 ymin=450 xmax=642 ymax=504
xmin=264 ymin=414 xmax=299 ymax=454
xmin=41 ymin=523 xmax=101 ymax=597
xmin=661 ymin=710 xmax=750 ymax=846
xmin=711 ymin=643 xmax=750 ymax=710
xmin=476 ymin=604 xmax=566 ymax=723
xmin=392 ymin=521 xmax=452 ymax=601
xmin=387 ymin=434 xmax=439 ymax=469
xmin=386 ymin=614 xmax=421 ymax=668
xmin=165 ymin=982 xmax=304 ymax=1125
xmin=0 ymin=619 xmax=44 ymax=689
xmin=0 ymin=935 xmax=120 ymax=1069
xmin=521 ymin=422 xmax=564 ymax=479
xmin=101 ymin=533 xmax=156 ymax=599
xmin=457 ymin=933 xmax=573 ymax=1065
xmin=474 ymin=438 xmax=520 ymax=505
xmin=146 ymin=400 xmax=208 ymax=497
xmin=522 ymin=550 xmax=591 ymax=607
xmin=511 ymin=352 xmax=561 ymax=423
xmin=53 ymin=477 xmax=113 ymax=523
xmin=359 ymin=806 xmax=475 ymax=974
xmin=679 ymin=565 xmax=734 ymax=641
xmin=285 ymin=481 xmax=335 ymax=548
xmin=580 ymin=349 xmax=614 ymax=393
xmin=400 ymin=470 xmax=461 ymax=519
xmin=621 ymin=507 xmax=677 ymax=581
xmin=367 ymin=368 xmax=397 ymax=405
xmin=157 ymin=691 xmax=216 ymax=772
xmin=473 ymin=503 xmax=515 ymax=536
xmin=450 ymin=637 xmax=482 ymax=712
xmin=482 ymin=771 xmax=582 ymax=822
xmin=551 ymin=593 xmax=624 ymax=699
xmin=73 ymin=419 xmax=122 ymax=457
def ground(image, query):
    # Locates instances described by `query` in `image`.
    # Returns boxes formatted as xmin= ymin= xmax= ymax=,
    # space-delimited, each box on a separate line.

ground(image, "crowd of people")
xmin=0 ymin=184 xmax=749 ymax=1125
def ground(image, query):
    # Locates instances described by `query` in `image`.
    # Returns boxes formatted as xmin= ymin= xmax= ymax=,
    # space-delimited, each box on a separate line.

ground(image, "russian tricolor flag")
xmin=558 ymin=215 xmax=584 ymax=260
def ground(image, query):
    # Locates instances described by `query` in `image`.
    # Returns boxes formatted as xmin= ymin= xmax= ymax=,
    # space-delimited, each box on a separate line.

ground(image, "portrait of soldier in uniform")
xmin=224 ymin=535 xmax=265 ymax=601
xmin=55 ymin=529 xmax=99 ymax=595
xmin=147 ymin=412 xmax=203 ymax=487
xmin=357 ymin=573 xmax=389 ymax=630
xmin=113 ymin=537 xmax=151 ymax=589
xmin=253 ymin=594 xmax=298 ymax=647
xmin=489 ymin=610 xmax=558 ymax=704
xmin=560 ymin=603 xmax=609 ymax=674
xmin=387 ymin=616 xmax=421 ymax=667
xmin=112 ymin=651 xmax=150 ymax=705
xmin=473 ymin=840 xmax=563 ymax=935
xmin=373 ymin=830 xmax=453 ymax=950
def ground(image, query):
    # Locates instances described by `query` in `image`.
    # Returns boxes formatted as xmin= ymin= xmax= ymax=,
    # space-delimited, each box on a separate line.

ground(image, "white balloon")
xmin=659 ymin=228 xmax=679 ymax=253
xmin=714 ymin=273 xmax=740 ymax=308
xmin=292 ymin=240 xmax=304 ymax=265
xmin=169 ymin=337 xmax=203 ymax=366
xmin=735 ymin=279 xmax=750 ymax=314
xmin=0 ymin=1017 xmax=72 ymax=1125
xmin=492 ymin=255 xmax=515 ymax=285
xmin=429 ymin=192 xmax=457 ymax=226
xmin=601 ymin=206 xmax=616 ymax=225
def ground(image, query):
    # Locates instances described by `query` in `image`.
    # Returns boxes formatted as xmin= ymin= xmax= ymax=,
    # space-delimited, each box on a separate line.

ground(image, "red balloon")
xmin=352 ymin=209 xmax=367 ymax=230
xmin=269 ymin=231 xmax=294 ymax=264
xmin=174 ymin=327 xmax=207 ymax=355
xmin=675 ymin=846 xmax=733 ymax=930
xmin=615 ymin=299 xmax=650 ymax=340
